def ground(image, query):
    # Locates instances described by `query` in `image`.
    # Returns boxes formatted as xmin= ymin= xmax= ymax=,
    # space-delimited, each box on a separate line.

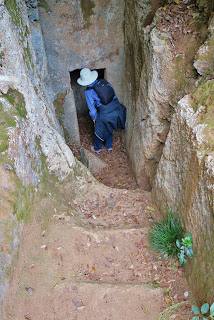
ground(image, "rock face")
xmin=125 ymin=25 xmax=175 ymax=190
xmin=194 ymin=16 xmax=214 ymax=77
xmin=124 ymin=1 xmax=199 ymax=190
xmin=0 ymin=3 xmax=76 ymax=182
xmin=124 ymin=0 xmax=214 ymax=303
xmin=153 ymin=89 xmax=214 ymax=303
xmin=38 ymin=0 xmax=125 ymax=143
xmin=152 ymin=18 xmax=214 ymax=303
xmin=80 ymin=147 xmax=108 ymax=174
xmin=38 ymin=0 xmax=125 ymax=98
xmin=0 ymin=0 xmax=88 ymax=308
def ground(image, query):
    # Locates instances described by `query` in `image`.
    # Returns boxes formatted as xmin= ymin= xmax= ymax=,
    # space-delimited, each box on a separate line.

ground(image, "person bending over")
xmin=77 ymin=68 xmax=126 ymax=155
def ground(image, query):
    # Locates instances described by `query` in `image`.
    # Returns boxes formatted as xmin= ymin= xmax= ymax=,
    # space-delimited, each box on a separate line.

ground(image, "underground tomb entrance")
xmin=69 ymin=69 xmax=137 ymax=190
xmin=70 ymin=68 xmax=105 ymax=115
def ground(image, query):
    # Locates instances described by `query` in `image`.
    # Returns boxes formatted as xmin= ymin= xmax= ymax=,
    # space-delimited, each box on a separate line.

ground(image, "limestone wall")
xmin=124 ymin=0 xmax=214 ymax=302
xmin=124 ymin=0 xmax=199 ymax=190
xmin=0 ymin=0 xmax=83 ymax=307
xmin=38 ymin=0 xmax=125 ymax=99
xmin=37 ymin=0 xmax=125 ymax=143
xmin=153 ymin=16 xmax=214 ymax=302
xmin=153 ymin=92 xmax=214 ymax=303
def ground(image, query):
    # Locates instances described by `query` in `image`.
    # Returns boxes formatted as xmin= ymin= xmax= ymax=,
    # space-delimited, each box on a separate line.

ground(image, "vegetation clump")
xmin=149 ymin=210 xmax=194 ymax=265
xmin=192 ymin=302 xmax=214 ymax=320
xmin=149 ymin=210 xmax=184 ymax=258
xmin=176 ymin=232 xmax=194 ymax=264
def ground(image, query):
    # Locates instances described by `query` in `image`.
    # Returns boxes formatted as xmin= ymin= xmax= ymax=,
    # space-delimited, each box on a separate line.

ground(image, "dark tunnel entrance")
xmin=70 ymin=68 xmax=106 ymax=115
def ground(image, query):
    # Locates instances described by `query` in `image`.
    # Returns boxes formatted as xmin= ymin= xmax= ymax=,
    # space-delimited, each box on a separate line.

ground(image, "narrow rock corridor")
xmin=4 ymin=120 xmax=192 ymax=319
xmin=1 ymin=0 xmax=214 ymax=318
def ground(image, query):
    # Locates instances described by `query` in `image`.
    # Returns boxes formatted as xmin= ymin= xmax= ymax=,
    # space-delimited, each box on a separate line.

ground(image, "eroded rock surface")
xmin=194 ymin=16 xmax=214 ymax=77
xmin=0 ymin=1 xmax=88 ymax=307
xmin=80 ymin=147 xmax=108 ymax=174
xmin=124 ymin=0 xmax=214 ymax=303
xmin=124 ymin=2 xmax=200 ymax=190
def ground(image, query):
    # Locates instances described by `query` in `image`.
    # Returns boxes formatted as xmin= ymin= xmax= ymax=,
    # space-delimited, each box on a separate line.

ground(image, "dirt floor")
xmin=69 ymin=114 xmax=137 ymax=190
xmin=3 ymin=113 xmax=194 ymax=319
xmin=3 ymin=184 xmax=192 ymax=320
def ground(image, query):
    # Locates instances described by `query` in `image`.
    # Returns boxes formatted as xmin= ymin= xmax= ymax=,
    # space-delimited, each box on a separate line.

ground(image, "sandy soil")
xmin=3 ymin=183 xmax=191 ymax=320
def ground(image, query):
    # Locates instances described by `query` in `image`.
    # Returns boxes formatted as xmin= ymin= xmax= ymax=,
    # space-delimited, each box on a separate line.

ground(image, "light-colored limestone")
xmin=0 ymin=5 xmax=75 ymax=182
xmin=125 ymin=25 xmax=175 ymax=190
xmin=80 ymin=147 xmax=108 ymax=174
xmin=194 ymin=17 xmax=214 ymax=77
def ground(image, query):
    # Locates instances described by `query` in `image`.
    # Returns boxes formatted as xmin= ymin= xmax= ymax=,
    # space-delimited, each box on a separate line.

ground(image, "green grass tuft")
xmin=149 ymin=210 xmax=184 ymax=257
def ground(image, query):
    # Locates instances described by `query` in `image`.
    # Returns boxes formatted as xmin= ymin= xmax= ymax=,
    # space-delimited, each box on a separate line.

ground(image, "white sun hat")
xmin=77 ymin=68 xmax=98 ymax=86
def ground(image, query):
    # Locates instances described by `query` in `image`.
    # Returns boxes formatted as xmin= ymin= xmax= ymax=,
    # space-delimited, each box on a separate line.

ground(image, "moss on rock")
xmin=80 ymin=0 xmax=95 ymax=28
xmin=12 ymin=183 xmax=34 ymax=223
xmin=53 ymin=92 xmax=70 ymax=140
xmin=0 ymin=50 xmax=5 ymax=68
xmin=0 ymin=102 xmax=16 ymax=153
xmin=0 ymin=88 xmax=27 ymax=152
xmin=5 ymin=0 xmax=34 ymax=71
xmin=4 ymin=0 xmax=23 ymax=28
xmin=3 ymin=88 xmax=27 ymax=118
xmin=190 ymin=80 xmax=214 ymax=151
xmin=38 ymin=0 xmax=51 ymax=13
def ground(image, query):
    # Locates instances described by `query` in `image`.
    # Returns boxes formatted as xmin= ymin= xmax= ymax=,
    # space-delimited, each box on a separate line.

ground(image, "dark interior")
xmin=70 ymin=68 xmax=106 ymax=115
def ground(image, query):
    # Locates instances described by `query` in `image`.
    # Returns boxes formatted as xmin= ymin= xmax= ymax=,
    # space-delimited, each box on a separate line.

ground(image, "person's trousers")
xmin=94 ymin=133 xmax=113 ymax=150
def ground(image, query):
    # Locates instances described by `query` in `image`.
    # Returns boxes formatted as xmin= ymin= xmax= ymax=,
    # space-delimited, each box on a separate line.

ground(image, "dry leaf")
xmin=147 ymin=206 xmax=155 ymax=211
xmin=165 ymin=296 xmax=173 ymax=307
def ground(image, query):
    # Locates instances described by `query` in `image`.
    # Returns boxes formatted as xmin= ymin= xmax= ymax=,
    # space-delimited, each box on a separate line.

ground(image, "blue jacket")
xmin=94 ymin=98 xmax=126 ymax=141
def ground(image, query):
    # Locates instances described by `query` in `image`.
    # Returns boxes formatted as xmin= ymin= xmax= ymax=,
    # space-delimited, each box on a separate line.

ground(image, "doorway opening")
xmin=69 ymin=68 xmax=137 ymax=190
xmin=70 ymin=68 xmax=106 ymax=115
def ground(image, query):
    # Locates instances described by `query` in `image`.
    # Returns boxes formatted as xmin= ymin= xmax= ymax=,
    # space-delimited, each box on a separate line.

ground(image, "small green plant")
xmin=176 ymin=232 xmax=194 ymax=265
xmin=158 ymin=302 xmax=183 ymax=319
xmin=149 ymin=210 xmax=184 ymax=258
xmin=192 ymin=302 xmax=214 ymax=320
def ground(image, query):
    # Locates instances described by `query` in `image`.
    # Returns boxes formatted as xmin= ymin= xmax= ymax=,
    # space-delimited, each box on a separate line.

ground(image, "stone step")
xmin=4 ymin=193 xmax=189 ymax=320
xmin=38 ymin=221 xmax=183 ymax=292
xmin=70 ymin=186 xmax=158 ymax=229
xmin=43 ymin=223 xmax=156 ymax=285
xmin=10 ymin=280 xmax=162 ymax=320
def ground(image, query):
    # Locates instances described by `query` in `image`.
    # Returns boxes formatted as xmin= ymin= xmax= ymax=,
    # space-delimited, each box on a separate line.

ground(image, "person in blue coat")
xmin=77 ymin=68 xmax=126 ymax=155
